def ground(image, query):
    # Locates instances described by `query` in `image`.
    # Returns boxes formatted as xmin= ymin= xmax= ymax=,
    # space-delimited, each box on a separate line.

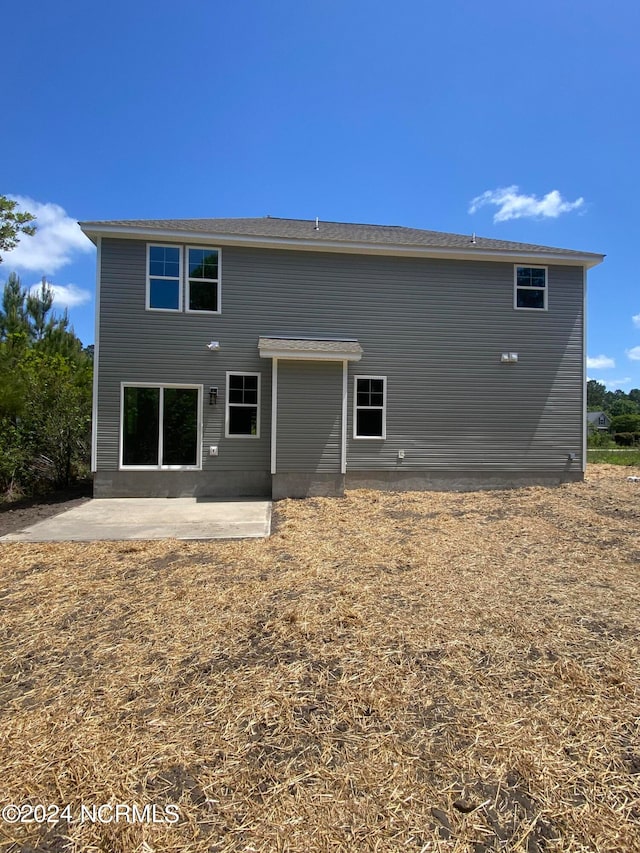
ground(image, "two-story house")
xmin=79 ymin=217 xmax=604 ymax=499
xmin=586 ymin=411 xmax=611 ymax=432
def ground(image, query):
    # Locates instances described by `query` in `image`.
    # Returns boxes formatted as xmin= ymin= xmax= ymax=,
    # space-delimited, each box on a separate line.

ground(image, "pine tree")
xmin=0 ymin=274 xmax=93 ymax=494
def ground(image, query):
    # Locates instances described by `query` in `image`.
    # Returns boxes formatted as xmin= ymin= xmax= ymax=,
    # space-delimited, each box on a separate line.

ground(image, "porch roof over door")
xmin=258 ymin=336 xmax=363 ymax=361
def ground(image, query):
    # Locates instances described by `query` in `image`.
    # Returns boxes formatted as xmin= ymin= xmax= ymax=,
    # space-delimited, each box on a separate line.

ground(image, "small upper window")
xmin=148 ymin=245 xmax=182 ymax=311
xmin=226 ymin=373 xmax=260 ymax=438
xmin=187 ymin=247 xmax=220 ymax=313
xmin=514 ymin=265 xmax=547 ymax=310
xmin=354 ymin=376 xmax=386 ymax=439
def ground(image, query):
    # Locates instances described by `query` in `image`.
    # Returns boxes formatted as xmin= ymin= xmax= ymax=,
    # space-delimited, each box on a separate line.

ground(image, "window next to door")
xmin=226 ymin=372 xmax=261 ymax=438
xmin=120 ymin=384 xmax=202 ymax=469
xmin=354 ymin=376 xmax=386 ymax=439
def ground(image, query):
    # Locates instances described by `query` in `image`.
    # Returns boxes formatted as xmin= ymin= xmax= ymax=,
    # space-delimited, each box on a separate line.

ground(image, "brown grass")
xmin=1 ymin=464 xmax=639 ymax=852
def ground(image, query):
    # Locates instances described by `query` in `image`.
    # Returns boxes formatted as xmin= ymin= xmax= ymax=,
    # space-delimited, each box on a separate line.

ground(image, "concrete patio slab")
xmin=0 ymin=498 xmax=272 ymax=542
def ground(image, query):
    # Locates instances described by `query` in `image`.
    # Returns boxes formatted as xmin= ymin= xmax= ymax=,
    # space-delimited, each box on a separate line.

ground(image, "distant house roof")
xmin=587 ymin=411 xmax=610 ymax=424
xmin=79 ymin=216 xmax=605 ymax=268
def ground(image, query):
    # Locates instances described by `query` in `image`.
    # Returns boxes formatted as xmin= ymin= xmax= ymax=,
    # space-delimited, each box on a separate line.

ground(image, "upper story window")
xmin=354 ymin=376 xmax=386 ymax=439
xmin=514 ymin=265 xmax=547 ymax=311
xmin=187 ymin=247 xmax=220 ymax=313
xmin=148 ymin=245 xmax=182 ymax=311
xmin=146 ymin=244 xmax=221 ymax=313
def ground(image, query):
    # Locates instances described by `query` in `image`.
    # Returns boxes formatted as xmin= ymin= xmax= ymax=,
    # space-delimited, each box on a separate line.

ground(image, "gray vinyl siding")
xmin=96 ymin=239 xmax=585 ymax=483
xmin=347 ymin=263 xmax=583 ymax=471
xmin=96 ymin=239 xmax=271 ymax=474
xmin=276 ymin=361 xmax=342 ymax=472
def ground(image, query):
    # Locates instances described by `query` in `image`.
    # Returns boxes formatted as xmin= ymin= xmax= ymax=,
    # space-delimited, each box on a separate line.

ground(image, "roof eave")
xmin=79 ymin=223 xmax=605 ymax=268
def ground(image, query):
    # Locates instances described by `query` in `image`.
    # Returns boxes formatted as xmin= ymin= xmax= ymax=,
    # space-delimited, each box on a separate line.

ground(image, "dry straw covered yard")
xmin=1 ymin=465 xmax=639 ymax=853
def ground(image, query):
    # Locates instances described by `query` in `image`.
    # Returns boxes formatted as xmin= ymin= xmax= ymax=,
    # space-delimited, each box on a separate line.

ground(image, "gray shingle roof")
xmin=79 ymin=216 xmax=603 ymax=260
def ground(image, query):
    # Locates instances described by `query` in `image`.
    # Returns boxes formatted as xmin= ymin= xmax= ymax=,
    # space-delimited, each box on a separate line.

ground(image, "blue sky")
xmin=2 ymin=0 xmax=639 ymax=389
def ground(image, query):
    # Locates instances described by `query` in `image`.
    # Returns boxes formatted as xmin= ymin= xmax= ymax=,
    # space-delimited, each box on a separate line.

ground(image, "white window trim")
xmin=146 ymin=243 xmax=183 ymax=312
xmin=119 ymin=382 xmax=202 ymax=470
xmin=514 ymin=264 xmax=548 ymax=311
xmin=185 ymin=245 xmax=222 ymax=315
xmin=353 ymin=375 xmax=387 ymax=440
xmin=225 ymin=371 xmax=261 ymax=439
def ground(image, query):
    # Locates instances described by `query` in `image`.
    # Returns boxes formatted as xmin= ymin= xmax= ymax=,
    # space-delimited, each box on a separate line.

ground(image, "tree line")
xmin=587 ymin=380 xmax=640 ymax=446
xmin=0 ymin=196 xmax=92 ymax=499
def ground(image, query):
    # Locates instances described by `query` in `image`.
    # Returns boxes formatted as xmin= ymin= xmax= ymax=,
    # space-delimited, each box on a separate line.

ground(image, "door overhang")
xmin=258 ymin=337 xmax=360 ymax=484
xmin=258 ymin=336 xmax=363 ymax=361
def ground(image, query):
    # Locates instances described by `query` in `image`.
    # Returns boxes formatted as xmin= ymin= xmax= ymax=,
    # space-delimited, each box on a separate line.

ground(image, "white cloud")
xmin=587 ymin=354 xmax=615 ymax=369
xmin=469 ymin=185 xmax=585 ymax=223
xmin=29 ymin=281 xmax=91 ymax=309
xmin=626 ymin=346 xmax=640 ymax=361
xmin=3 ymin=195 xmax=93 ymax=274
xmin=604 ymin=377 xmax=632 ymax=389
xmin=632 ymin=313 xmax=640 ymax=329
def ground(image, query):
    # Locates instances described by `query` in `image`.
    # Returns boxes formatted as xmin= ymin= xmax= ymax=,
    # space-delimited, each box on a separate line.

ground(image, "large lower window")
xmin=514 ymin=265 xmax=547 ymax=310
xmin=226 ymin=372 xmax=260 ymax=438
xmin=354 ymin=376 xmax=386 ymax=438
xmin=121 ymin=385 xmax=201 ymax=468
xmin=147 ymin=245 xmax=182 ymax=311
xmin=187 ymin=247 xmax=220 ymax=313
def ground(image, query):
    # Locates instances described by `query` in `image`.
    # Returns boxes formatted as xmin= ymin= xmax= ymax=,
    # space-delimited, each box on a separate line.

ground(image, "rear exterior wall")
xmin=94 ymin=238 xmax=585 ymax=496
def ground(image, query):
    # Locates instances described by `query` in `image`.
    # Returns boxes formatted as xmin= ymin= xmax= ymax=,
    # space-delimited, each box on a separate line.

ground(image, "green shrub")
xmin=587 ymin=430 xmax=616 ymax=448
xmin=613 ymin=432 xmax=640 ymax=447
xmin=610 ymin=414 xmax=640 ymax=434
